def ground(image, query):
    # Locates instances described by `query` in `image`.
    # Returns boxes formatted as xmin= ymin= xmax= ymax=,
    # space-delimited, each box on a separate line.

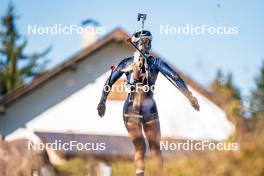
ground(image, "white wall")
xmin=0 ymin=41 xmax=133 ymax=136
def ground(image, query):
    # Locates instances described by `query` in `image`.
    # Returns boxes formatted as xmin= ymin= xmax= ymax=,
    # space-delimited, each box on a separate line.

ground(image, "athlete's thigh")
xmin=143 ymin=118 xmax=161 ymax=149
xmin=125 ymin=122 xmax=146 ymax=152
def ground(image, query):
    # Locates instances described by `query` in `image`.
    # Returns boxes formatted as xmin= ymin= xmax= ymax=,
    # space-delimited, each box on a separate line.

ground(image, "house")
xmin=0 ymin=27 xmax=234 ymax=158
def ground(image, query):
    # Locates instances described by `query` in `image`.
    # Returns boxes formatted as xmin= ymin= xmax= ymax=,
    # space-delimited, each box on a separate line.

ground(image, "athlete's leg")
xmin=143 ymin=118 xmax=163 ymax=176
xmin=125 ymin=121 xmax=146 ymax=176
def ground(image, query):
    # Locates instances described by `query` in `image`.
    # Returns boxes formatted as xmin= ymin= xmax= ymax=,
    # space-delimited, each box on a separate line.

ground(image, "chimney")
xmin=81 ymin=19 xmax=99 ymax=48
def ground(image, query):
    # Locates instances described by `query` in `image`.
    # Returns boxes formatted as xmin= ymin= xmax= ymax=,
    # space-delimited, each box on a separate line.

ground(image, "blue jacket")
xmin=100 ymin=55 xmax=190 ymax=102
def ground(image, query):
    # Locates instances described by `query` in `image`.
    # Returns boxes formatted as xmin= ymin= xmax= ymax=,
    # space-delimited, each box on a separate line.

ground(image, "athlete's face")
xmin=138 ymin=38 xmax=151 ymax=52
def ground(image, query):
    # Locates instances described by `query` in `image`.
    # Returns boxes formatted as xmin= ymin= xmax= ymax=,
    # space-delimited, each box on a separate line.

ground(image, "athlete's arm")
xmin=154 ymin=58 xmax=200 ymax=111
xmin=97 ymin=57 xmax=131 ymax=117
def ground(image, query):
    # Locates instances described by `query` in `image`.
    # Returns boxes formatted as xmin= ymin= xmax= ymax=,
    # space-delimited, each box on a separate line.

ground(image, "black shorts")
xmin=123 ymin=96 xmax=159 ymax=123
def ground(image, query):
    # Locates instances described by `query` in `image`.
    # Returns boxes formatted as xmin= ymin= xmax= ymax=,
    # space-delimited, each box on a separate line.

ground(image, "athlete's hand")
xmin=189 ymin=95 xmax=200 ymax=111
xmin=97 ymin=101 xmax=106 ymax=117
xmin=187 ymin=93 xmax=200 ymax=111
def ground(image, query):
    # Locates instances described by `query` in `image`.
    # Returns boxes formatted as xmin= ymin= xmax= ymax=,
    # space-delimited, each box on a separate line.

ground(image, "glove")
xmin=189 ymin=95 xmax=200 ymax=111
xmin=97 ymin=101 xmax=106 ymax=117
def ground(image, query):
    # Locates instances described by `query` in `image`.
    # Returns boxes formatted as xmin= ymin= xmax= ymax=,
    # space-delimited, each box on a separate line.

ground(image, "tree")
xmin=209 ymin=69 xmax=248 ymax=134
xmin=0 ymin=3 xmax=50 ymax=95
xmin=209 ymin=69 xmax=243 ymax=117
xmin=250 ymin=61 xmax=264 ymax=118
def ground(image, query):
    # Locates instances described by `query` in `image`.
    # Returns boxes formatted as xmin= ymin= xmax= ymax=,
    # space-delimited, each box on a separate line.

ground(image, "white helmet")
xmin=131 ymin=30 xmax=152 ymax=44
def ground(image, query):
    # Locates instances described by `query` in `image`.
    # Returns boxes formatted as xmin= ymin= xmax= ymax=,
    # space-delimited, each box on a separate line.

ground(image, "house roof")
xmin=34 ymin=132 xmax=198 ymax=159
xmin=0 ymin=27 xmax=222 ymax=111
xmin=35 ymin=131 xmax=136 ymax=159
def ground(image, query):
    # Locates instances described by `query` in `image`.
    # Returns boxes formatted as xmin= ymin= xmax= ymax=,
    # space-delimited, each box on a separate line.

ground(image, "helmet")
xmin=131 ymin=30 xmax=152 ymax=44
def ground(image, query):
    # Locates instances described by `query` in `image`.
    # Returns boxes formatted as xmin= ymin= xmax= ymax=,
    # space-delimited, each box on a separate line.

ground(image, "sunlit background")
xmin=0 ymin=0 xmax=263 ymax=97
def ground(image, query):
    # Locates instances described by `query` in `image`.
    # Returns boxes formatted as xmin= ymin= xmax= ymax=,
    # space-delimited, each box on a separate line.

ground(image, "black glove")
xmin=189 ymin=95 xmax=200 ymax=111
xmin=97 ymin=101 xmax=106 ymax=117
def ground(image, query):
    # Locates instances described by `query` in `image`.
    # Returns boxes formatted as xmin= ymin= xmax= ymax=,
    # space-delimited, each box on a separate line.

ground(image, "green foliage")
xmin=0 ymin=3 xmax=50 ymax=95
xmin=250 ymin=61 xmax=264 ymax=118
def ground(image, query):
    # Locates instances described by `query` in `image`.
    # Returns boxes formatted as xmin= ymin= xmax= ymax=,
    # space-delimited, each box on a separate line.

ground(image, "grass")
xmin=55 ymin=157 xmax=88 ymax=176
xmin=53 ymin=121 xmax=264 ymax=176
